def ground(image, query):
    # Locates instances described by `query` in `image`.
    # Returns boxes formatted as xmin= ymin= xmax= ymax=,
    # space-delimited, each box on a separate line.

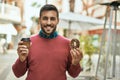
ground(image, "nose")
xmin=47 ymin=19 xmax=51 ymax=25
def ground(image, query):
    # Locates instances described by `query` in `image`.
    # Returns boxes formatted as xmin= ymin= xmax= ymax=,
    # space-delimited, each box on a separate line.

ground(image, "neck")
xmin=39 ymin=30 xmax=58 ymax=39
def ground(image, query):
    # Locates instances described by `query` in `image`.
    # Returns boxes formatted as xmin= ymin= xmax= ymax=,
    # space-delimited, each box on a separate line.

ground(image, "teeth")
xmin=45 ymin=26 xmax=51 ymax=27
xmin=46 ymin=26 xmax=53 ymax=28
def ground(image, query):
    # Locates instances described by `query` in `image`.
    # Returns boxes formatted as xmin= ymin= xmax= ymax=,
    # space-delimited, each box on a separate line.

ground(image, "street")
xmin=0 ymin=50 xmax=26 ymax=80
xmin=0 ymin=49 xmax=90 ymax=80
xmin=0 ymin=49 xmax=96 ymax=80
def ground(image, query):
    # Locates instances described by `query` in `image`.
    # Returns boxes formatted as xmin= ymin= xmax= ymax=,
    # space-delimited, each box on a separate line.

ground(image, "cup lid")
xmin=21 ymin=38 xmax=31 ymax=42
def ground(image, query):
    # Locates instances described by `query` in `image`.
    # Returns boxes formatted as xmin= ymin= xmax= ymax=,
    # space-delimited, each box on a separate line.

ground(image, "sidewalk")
xmin=0 ymin=49 xmax=26 ymax=80
xmin=0 ymin=49 xmax=94 ymax=80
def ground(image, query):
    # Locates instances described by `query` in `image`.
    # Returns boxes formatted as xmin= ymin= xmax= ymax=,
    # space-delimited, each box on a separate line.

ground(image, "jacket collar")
xmin=39 ymin=30 xmax=58 ymax=39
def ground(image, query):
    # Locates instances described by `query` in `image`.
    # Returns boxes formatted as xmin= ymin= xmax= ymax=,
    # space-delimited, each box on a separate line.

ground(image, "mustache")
xmin=44 ymin=25 xmax=54 ymax=28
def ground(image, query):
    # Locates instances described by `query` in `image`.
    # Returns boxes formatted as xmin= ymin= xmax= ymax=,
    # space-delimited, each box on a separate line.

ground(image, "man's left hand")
xmin=70 ymin=48 xmax=83 ymax=65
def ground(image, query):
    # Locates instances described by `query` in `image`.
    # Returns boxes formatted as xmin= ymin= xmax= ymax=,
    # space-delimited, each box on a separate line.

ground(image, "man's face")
xmin=39 ymin=10 xmax=59 ymax=35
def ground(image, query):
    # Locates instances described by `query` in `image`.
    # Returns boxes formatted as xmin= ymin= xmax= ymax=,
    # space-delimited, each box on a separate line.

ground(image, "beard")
xmin=41 ymin=25 xmax=57 ymax=36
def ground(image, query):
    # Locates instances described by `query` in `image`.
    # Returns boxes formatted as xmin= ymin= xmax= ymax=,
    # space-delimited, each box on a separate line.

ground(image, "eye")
xmin=50 ymin=17 xmax=56 ymax=21
xmin=42 ymin=17 xmax=48 ymax=20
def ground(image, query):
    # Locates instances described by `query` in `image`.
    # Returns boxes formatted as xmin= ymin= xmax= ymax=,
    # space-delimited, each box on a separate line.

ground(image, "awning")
xmin=58 ymin=12 xmax=105 ymax=31
xmin=0 ymin=23 xmax=17 ymax=35
xmin=59 ymin=12 xmax=104 ymax=25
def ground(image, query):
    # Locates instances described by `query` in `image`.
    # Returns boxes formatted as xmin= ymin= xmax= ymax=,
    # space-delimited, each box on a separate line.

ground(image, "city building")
xmin=0 ymin=0 xmax=22 ymax=49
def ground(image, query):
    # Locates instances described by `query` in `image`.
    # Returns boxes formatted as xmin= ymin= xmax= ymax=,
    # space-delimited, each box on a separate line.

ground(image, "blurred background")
xmin=0 ymin=0 xmax=120 ymax=80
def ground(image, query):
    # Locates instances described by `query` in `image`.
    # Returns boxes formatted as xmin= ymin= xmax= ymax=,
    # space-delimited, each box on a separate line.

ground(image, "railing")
xmin=0 ymin=3 xmax=21 ymax=23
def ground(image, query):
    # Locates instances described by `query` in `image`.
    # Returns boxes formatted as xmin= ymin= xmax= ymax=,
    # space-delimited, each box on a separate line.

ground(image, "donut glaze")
xmin=70 ymin=38 xmax=80 ymax=49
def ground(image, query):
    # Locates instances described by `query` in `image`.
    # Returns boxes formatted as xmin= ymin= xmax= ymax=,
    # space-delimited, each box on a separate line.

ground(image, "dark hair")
xmin=39 ymin=4 xmax=59 ymax=18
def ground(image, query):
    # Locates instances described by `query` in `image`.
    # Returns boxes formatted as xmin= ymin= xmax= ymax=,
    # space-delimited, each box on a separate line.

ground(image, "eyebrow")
xmin=42 ymin=16 xmax=56 ymax=20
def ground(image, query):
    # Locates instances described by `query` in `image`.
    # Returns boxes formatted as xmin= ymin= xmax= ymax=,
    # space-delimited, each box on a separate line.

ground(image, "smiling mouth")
xmin=45 ymin=25 xmax=54 ymax=28
xmin=46 ymin=29 xmax=51 ymax=31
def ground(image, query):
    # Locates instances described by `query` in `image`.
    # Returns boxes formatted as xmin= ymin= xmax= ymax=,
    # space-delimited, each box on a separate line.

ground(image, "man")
xmin=12 ymin=4 xmax=83 ymax=80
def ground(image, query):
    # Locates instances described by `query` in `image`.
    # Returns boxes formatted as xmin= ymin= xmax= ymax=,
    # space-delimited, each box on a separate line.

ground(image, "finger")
xmin=18 ymin=41 xmax=24 ymax=45
xmin=77 ymin=49 xmax=83 ymax=58
xmin=18 ymin=41 xmax=28 ymax=49
xmin=18 ymin=45 xmax=28 ymax=49
xmin=17 ymin=45 xmax=27 ymax=53
xmin=73 ymin=49 xmax=79 ymax=56
xmin=75 ymin=48 xmax=83 ymax=58
xmin=21 ymin=50 xmax=28 ymax=55
xmin=70 ymin=49 xmax=77 ymax=59
xmin=73 ymin=49 xmax=83 ymax=61
xmin=70 ymin=50 xmax=74 ymax=58
xmin=18 ymin=45 xmax=28 ymax=51
xmin=18 ymin=46 xmax=28 ymax=55
xmin=19 ymin=48 xmax=29 ymax=56
xmin=78 ymin=50 xmax=83 ymax=60
xmin=20 ymin=47 xmax=29 ymax=52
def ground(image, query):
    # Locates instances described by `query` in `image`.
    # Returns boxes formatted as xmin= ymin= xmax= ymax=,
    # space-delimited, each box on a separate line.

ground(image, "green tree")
xmin=80 ymin=34 xmax=97 ymax=71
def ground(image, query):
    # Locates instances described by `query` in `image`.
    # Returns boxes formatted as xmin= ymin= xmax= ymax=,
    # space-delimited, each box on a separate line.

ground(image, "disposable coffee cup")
xmin=21 ymin=38 xmax=31 ymax=49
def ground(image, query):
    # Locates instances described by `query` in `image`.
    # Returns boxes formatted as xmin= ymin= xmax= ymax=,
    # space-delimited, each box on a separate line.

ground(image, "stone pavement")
xmin=0 ymin=49 xmax=94 ymax=80
xmin=0 ymin=49 xmax=26 ymax=80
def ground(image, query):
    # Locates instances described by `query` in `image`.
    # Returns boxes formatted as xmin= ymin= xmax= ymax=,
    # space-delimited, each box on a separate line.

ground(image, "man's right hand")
xmin=17 ymin=41 xmax=29 ymax=62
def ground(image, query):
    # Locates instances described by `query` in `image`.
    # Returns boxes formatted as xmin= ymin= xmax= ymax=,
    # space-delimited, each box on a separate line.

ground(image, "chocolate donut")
xmin=70 ymin=38 xmax=80 ymax=49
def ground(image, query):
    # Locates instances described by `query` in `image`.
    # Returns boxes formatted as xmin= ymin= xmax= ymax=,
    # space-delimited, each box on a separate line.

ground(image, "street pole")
xmin=96 ymin=1 xmax=120 ymax=80
xmin=46 ymin=0 xmax=48 ymax=4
